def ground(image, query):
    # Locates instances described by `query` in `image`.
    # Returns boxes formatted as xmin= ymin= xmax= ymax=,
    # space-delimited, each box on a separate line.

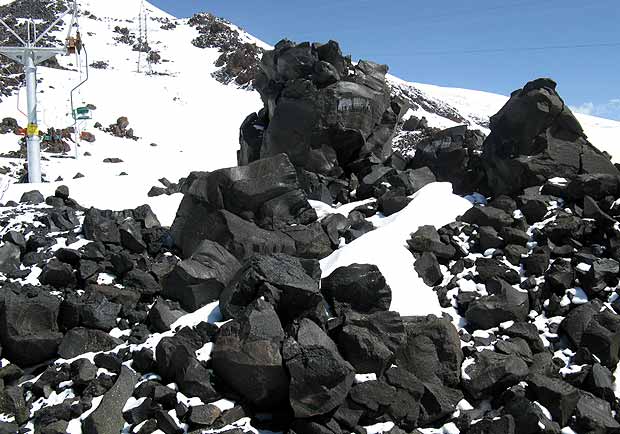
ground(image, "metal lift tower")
xmin=0 ymin=1 xmax=78 ymax=183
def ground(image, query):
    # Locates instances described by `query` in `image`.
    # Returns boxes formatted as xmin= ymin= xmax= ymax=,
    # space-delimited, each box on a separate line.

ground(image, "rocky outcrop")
xmin=482 ymin=78 xmax=620 ymax=196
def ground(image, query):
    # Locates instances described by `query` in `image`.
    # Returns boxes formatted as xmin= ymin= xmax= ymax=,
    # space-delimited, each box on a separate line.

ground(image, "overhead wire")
xmin=377 ymin=42 xmax=620 ymax=58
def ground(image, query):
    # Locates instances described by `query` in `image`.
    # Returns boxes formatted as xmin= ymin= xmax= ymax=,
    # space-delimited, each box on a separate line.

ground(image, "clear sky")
xmin=150 ymin=0 xmax=620 ymax=120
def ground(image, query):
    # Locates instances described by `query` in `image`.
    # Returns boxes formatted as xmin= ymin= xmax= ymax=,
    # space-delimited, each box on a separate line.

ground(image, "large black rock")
xmin=82 ymin=366 xmax=139 ymax=434
xmin=0 ymin=242 xmax=20 ymax=275
xmin=170 ymin=154 xmax=317 ymax=256
xmin=283 ymin=318 xmax=355 ymax=417
xmin=321 ymin=263 xmax=391 ymax=315
xmin=0 ymin=290 xmax=63 ymax=366
xmin=465 ymin=279 xmax=530 ymax=329
xmin=560 ymin=301 xmax=620 ymax=369
xmin=462 ymin=350 xmax=529 ymax=399
xmin=482 ymin=78 xmax=620 ymax=196
xmin=242 ymin=40 xmax=407 ymax=175
xmin=337 ymin=310 xmax=406 ymax=375
xmin=219 ymin=254 xmax=322 ymax=323
xmin=395 ymin=315 xmax=462 ymax=387
xmin=155 ymin=330 xmax=220 ymax=403
xmin=162 ymin=240 xmax=241 ymax=312
xmin=407 ymin=125 xmax=485 ymax=194
xmin=527 ymin=373 xmax=579 ymax=427
xmin=211 ymin=300 xmax=289 ymax=410
xmin=57 ymin=328 xmax=122 ymax=359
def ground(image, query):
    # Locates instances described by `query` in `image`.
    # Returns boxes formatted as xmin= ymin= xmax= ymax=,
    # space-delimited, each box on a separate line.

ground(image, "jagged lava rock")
xmin=482 ymin=78 xmax=620 ymax=196
xmin=211 ymin=300 xmax=289 ymax=410
xmin=170 ymin=154 xmax=316 ymax=257
xmin=241 ymin=40 xmax=407 ymax=174
xmin=162 ymin=240 xmax=241 ymax=312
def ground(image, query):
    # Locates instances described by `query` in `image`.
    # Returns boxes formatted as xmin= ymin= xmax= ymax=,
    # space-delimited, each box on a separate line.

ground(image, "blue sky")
xmin=150 ymin=0 xmax=620 ymax=120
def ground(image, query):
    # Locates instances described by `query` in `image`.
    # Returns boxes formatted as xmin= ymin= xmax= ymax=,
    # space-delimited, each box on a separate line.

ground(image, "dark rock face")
xmin=462 ymin=350 xmax=528 ymax=399
xmin=219 ymin=254 xmax=322 ymax=323
xmin=162 ymin=240 xmax=241 ymax=312
xmin=212 ymin=300 xmax=289 ymax=410
xmin=155 ymin=329 xmax=219 ymax=403
xmin=465 ymin=279 xmax=530 ymax=329
xmin=57 ymin=328 xmax=122 ymax=359
xmin=337 ymin=310 xmax=405 ymax=375
xmin=0 ymin=290 xmax=63 ymax=366
xmin=240 ymin=39 xmax=408 ymax=204
xmin=82 ymin=366 xmax=139 ymax=434
xmin=527 ymin=374 xmax=580 ymax=427
xmin=414 ymin=252 xmax=443 ymax=287
xmin=560 ymin=301 xmax=620 ymax=369
xmin=0 ymin=241 xmax=20 ymax=274
xmin=482 ymin=78 xmax=620 ymax=196
xmin=245 ymin=40 xmax=404 ymax=168
xmin=574 ymin=391 xmax=620 ymax=433
xmin=60 ymin=291 xmax=122 ymax=332
xmin=170 ymin=154 xmax=318 ymax=257
xmin=321 ymin=263 xmax=391 ymax=315
xmin=284 ymin=318 xmax=355 ymax=418
xmin=407 ymin=125 xmax=485 ymax=194
xmin=395 ymin=315 xmax=462 ymax=387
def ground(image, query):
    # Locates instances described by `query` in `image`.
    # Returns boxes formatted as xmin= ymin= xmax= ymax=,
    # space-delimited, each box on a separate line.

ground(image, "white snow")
xmin=321 ymin=182 xmax=471 ymax=316
xmin=461 ymin=357 xmax=475 ymax=381
xmin=355 ymin=373 xmax=377 ymax=383
xmin=365 ymin=422 xmax=395 ymax=434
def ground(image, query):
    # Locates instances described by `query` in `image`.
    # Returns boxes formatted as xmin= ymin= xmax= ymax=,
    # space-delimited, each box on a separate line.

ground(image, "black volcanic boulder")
xmin=155 ymin=329 xmax=219 ymax=403
xmin=465 ymin=279 xmax=529 ymax=329
xmin=574 ymin=391 xmax=620 ymax=433
xmin=59 ymin=291 xmax=121 ymax=332
xmin=462 ymin=350 xmax=529 ymax=399
xmin=208 ymin=210 xmax=297 ymax=260
xmin=461 ymin=205 xmax=514 ymax=232
xmin=408 ymin=125 xmax=485 ymax=194
xmin=219 ymin=254 xmax=323 ymax=323
xmin=482 ymin=78 xmax=620 ymax=196
xmin=407 ymin=225 xmax=456 ymax=260
xmin=321 ymin=263 xmax=391 ymax=315
xmin=242 ymin=39 xmax=408 ymax=176
xmin=414 ymin=252 xmax=443 ymax=287
xmin=395 ymin=315 xmax=463 ymax=387
xmin=0 ymin=242 xmax=20 ymax=275
xmin=57 ymin=328 xmax=122 ymax=359
xmin=560 ymin=301 xmax=620 ymax=369
xmin=162 ymin=240 xmax=241 ymax=312
xmin=527 ymin=373 xmax=580 ymax=427
xmin=82 ymin=366 xmax=139 ymax=434
xmin=212 ymin=300 xmax=289 ymax=410
xmin=171 ymin=154 xmax=315 ymax=257
xmin=283 ymin=318 xmax=355 ymax=417
xmin=0 ymin=290 xmax=63 ymax=366
xmin=337 ymin=310 xmax=406 ymax=375
xmin=82 ymin=208 xmax=121 ymax=245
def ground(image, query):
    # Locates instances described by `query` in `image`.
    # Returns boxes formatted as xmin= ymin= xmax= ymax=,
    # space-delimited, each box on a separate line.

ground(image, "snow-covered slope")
xmin=0 ymin=0 xmax=264 ymax=223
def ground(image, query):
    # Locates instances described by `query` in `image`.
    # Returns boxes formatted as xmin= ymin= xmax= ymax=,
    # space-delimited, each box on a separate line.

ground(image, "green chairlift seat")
xmin=74 ymin=106 xmax=92 ymax=120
